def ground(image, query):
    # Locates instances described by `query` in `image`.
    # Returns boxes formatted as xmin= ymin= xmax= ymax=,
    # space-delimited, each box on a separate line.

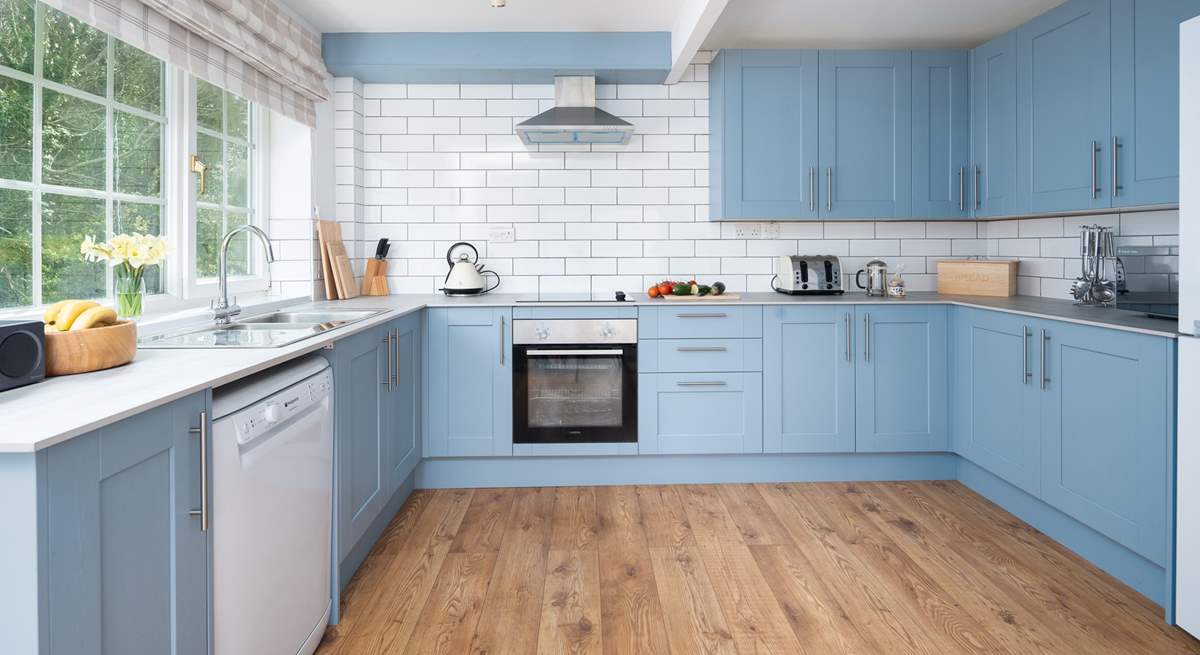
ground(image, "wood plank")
xmin=647 ymin=544 xmax=737 ymax=655
xmin=550 ymin=487 xmax=599 ymax=551
xmin=695 ymin=536 xmax=807 ymax=654
xmin=469 ymin=487 xmax=556 ymax=655
xmin=594 ymin=485 xmax=672 ymax=655
xmin=401 ymin=551 xmax=497 ymax=655
xmin=635 ymin=484 xmax=696 ymax=550
xmin=452 ymin=487 xmax=516 ymax=553
xmin=716 ymin=483 xmax=795 ymax=546
xmin=538 ymin=549 xmax=603 ymax=655
xmin=679 ymin=484 xmax=744 ymax=542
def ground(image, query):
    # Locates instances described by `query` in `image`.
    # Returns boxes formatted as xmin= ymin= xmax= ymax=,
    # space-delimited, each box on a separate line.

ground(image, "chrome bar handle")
xmin=381 ymin=331 xmax=394 ymax=389
xmin=974 ymin=165 xmax=982 ymax=210
xmin=677 ymin=346 xmax=727 ymax=352
xmin=826 ymin=167 xmax=833 ymax=213
xmin=809 ymin=167 xmax=817 ymax=213
xmin=188 ymin=412 xmax=209 ymax=533
xmin=1091 ymin=140 xmax=1100 ymax=199
xmin=863 ymin=313 xmax=871 ymax=362
xmin=1040 ymin=329 xmax=1050 ymax=390
xmin=845 ymin=313 xmax=852 ymax=363
xmin=677 ymin=312 xmax=728 ymax=319
xmin=395 ymin=329 xmax=402 ymax=389
xmin=1022 ymin=326 xmax=1031 ymax=384
xmin=958 ymin=167 xmax=965 ymax=211
xmin=499 ymin=316 xmax=506 ymax=366
xmin=677 ymin=381 xmax=728 ymax=387
xmin=1112 ymin=136 xmax=1122 ymax=197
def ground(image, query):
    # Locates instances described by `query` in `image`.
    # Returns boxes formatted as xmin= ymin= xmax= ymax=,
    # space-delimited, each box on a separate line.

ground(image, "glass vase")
xmin=116 ymin=276 xmax=145 ymax=320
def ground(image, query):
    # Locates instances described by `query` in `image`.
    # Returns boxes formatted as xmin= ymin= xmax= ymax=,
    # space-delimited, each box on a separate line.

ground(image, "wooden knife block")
xmin=362 ymin=259 xmax=390 ymax=296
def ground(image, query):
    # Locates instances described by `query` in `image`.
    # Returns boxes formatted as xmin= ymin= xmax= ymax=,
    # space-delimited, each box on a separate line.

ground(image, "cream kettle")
xmin=441 ymin=242 xmax=500 ymax=295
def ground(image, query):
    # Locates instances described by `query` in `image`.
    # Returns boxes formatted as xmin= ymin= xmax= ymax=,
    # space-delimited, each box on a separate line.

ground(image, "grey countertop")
xmin=0 ymin=292 xmax=1178 ymax=453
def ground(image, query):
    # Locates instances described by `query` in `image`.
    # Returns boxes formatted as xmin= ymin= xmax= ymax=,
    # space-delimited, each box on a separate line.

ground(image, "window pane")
xmin=227 ymin=93 xmax=249 ymax=140
xmin=195 ymin=206 xmax=222 ymax=279
xmin=42 ymin=7 xmax=107 ymax=97
xmin=115 ymin=201 xmax=163 ymax=294
xmin=226 ymin=210 xmax=249 ymax=276
xmin=0 ymin=0 xmax=35 ymax=74
xmin=0 ymin=75 xmax=32 ymax=181
xmin=115 ymin=111 xmax=160 ymax=196
xmin=0 ymin=187 xmax=32 ymax=308
xmin=196 ymin=80 xmax=222 ymax=132
xmin=196 ymin=132 xmax=223 ymax=204
xmin=41 ymin=193 xmax=104 ymax=303
xmin=227 ymin=143 xmax=248 ymax=207
xmin=42 ymin=88 xmax=105 ymax=189
xmin=114 ymin=40 xmax=162 ymax=115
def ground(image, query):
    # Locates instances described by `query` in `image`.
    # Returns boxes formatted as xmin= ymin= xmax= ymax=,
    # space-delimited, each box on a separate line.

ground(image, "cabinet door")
xmin=639 ymin=372 xmax=763 ymax=454
xmin=855 ymin=305 xmax=948 ymax=452
xmin=951 ymin=309 xmax=1042 ymax=495
xmin=1017 ymin=0 xmax=1112 ymax=213
xmin=425 ymin=307 xmax=513 ymax=457
xmin=818 ymin=50 xmax=912 ymax=218
xmin=912 ymin=50 xmax=970 ymax=218
xmin=711 ymin=49 xmax=819 ymax=219
xmin=1110 ymin=0 xmax=1198 ymax=207
xmin=972 ymin=31 xmax=1019 ymax=216
xmin=335 ymin=326 xmax=386 ymax=560
xmin=1040 ymin=321 xmax=1172 ymax=565
xmin=385 ymin=314 xmax=423 ymax=495
xmin=44 ymin=393 xmax=209 ymax=655
xmin=763 ymin=306 xmax=855 ymax=453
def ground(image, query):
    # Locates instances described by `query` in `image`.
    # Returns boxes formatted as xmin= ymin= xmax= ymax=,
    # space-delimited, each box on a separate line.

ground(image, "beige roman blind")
xmin=39 ymin=0 xmax=329 ymax=126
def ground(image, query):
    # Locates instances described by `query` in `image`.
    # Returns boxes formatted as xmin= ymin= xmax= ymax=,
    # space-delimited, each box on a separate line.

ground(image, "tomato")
xmin=657 ymin=283 xmax=673 ymax=296
xmin=647 ymin=286 xmax=660 ymax=298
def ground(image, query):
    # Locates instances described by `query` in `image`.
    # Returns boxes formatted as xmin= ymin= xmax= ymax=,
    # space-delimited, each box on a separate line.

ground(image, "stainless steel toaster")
xmin=772 ymin=255 xmax=845 ymax=295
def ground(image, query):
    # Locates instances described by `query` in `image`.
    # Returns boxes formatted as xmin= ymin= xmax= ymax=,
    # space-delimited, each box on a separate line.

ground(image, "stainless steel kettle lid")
xmin=446 ymin=241 xmax=479 ymax=267
xmin=866 ymin=258 xmax=888 ymax=268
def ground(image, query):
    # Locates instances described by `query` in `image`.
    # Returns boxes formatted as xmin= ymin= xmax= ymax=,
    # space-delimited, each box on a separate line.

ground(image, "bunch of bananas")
xmin=43 ymin=300 xmax=119 ymax=332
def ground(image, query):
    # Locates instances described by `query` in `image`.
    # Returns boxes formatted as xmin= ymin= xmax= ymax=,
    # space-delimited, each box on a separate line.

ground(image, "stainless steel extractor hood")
xmin=514 ymin=76 xmax=635 ymax=146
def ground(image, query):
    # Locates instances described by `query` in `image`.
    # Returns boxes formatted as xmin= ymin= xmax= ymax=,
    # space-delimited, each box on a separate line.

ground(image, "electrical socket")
xmin=733 ymin=223 xmax=762 ymax=239
xmin=762 ymin=222 xmax=781 ymax=240
xmin=488 ymin=227 xmax=516 ymax=243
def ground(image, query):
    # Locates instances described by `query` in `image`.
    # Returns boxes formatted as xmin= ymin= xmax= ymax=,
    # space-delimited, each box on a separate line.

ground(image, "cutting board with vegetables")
xmin=647 ymin=279 xmax=736 ymax=300
xmin=659 ymin=293 xmax=742 ymax=300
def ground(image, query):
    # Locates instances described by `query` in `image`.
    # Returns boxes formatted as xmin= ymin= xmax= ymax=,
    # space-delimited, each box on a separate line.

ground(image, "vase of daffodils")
xmin=81 ymin=233 xmax=169 ymax=320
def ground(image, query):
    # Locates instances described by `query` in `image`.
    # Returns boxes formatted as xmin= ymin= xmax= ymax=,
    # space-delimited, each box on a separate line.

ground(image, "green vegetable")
xmin=672 ymin=283 xmax=691 ymax=296
xmin=712 ymin=281 xmax=726 ymax=295
xmin=698 ymin=285 xmax=711 ymax=296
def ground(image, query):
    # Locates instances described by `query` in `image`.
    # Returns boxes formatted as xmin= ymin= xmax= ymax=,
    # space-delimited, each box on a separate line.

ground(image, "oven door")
xmin=513 ymin=344 xmax=637 ymax=444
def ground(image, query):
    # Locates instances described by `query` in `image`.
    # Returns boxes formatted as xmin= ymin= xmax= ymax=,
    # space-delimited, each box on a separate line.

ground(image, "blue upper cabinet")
xmin=1110 ymin=0 xmax=1199 ymax=207
xmin=710 ymin=49 xmax=819 ymax=220
xmin=854 ymin=305 xmax=948 ymax=452
xmin=1017 ymin=0 xmax=1112 ymax=213
xmin=424 ymin=307 xmax=513 ymax=457
xmin=763 ymin=306 xmax=856 ymax=453
xmin=912 ymin=50 xmax=970 ymax=219
xmin=818 ymin=50 xmax=913 ymax=218
xmin=971 ymin=31 xmax=1020 ymax=217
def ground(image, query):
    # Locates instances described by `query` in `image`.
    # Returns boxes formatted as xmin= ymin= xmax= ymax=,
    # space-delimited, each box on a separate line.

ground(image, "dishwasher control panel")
xmin=233 ymin=368 xmax=333 ymax=445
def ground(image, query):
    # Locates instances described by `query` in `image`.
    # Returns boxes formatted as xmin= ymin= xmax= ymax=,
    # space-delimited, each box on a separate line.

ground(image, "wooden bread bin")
xmin=44 ymin=320 xmax=137 ymax=376
xmin=937 ymin=259 xmax=1019 ymax=297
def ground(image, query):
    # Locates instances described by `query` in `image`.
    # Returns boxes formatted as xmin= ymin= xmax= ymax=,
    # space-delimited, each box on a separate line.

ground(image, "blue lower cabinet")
xmin=384 ymin=313 xmax=423 ymax=496
xmin=424 ymin=307 xmax=513 ymax=457
xmin=855 ymin=305 xmax=949 ymax=452
xmin=638 ymin=372 xmax=763 ymax=454
xmin=640 ymin=305 xmax=763 ymax=340
xmin=333 ymin=325 xmax=388 ymax=562
xmin=763 ymin=306 xmax=856 ymax=453
xmin=43 ymin=392 xmax=210 ymax=655
xmin=643 ymin=338 xmax=763 ymax=373
xmin=1039 ymin=319 xmax=1173 ymax=565
xmin=951 ymin=308 xmax=1042 ymax=495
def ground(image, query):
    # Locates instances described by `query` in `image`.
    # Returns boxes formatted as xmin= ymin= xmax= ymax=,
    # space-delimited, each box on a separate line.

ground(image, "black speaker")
xmin=0 ymin=320 xmax=45 ymax=392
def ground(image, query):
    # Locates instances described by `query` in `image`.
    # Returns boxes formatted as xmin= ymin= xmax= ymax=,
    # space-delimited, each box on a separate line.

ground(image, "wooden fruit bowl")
xmin=44 ymin=320 xmax=137 ymax=376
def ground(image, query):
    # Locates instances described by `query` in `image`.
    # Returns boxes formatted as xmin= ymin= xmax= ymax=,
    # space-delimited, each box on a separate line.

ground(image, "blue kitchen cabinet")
xmin=333 ymin=324 xmax=388 ymax=562
xmin=763 ymin=305 xmax=856 ymax=453
xmin=1039 ymin=319 xmax=1173 ymax=566
xmin=43 ymin=392 xmax=210 ymax=655
xmin=1017 ymin=0 xmax=1112 ymax=213
xmin=710 ymin=49 xmax=819 ymax=220
xmin=951 ymin=308 xmax=1042 ymax=495
xmin=855 ymin=305 xmax=948 ymax=452
xmin=384 ymin=313 xmax=423 ymax=496
xmin=424 ymin=307 xmax=513 ymax=457
xmin=912 ymin=50 xmax=970 ymax=218
xmin=638 ymin=372 xmax=763 ymax=454
xmin=818 ymin=50 xmax=912 ymax=218
xmin=1110 ymin=0 xmax=1199 ymax=207
xmin=971 ymin=30 xmax=1020 ymax=216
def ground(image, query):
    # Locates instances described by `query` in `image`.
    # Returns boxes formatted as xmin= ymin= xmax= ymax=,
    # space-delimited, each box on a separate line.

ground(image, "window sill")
xmin=0 ymin=292 xmax=311 ymax=333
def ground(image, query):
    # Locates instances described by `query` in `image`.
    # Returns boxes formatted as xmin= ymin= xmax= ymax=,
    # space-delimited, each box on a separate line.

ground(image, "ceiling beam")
xmin=666 ymin=0 xmax=730 ymax=84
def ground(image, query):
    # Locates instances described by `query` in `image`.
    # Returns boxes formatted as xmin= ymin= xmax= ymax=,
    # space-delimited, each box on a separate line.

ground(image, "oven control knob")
xmin=600 ymin=324 xmax=614 ymax=339
xmin=535 ymin=326 xmax=550 ymax=340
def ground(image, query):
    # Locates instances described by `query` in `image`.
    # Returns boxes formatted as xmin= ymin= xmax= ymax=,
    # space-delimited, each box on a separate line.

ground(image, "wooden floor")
xmin=316 ymin=481 xmax=1200 ymax=654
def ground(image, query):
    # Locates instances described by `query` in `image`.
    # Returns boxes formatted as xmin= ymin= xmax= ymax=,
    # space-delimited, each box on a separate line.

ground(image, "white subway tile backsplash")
xmin=487 ymin=170 xmax=540 ymax=187
xmin=567 ymin=187 xmax=617 ymax=205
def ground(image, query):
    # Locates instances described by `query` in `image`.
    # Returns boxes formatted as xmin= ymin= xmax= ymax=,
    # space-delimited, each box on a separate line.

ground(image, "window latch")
xmin=189 ymin=155 xmax=208 ymax=195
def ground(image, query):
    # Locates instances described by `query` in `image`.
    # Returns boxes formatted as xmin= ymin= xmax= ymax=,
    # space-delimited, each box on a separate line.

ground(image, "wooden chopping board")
xmin=657 ymin=293 xmax=742 ymax=301
xmin=333 ymin=254 xmax=360 ymax=299
xmin=315 ymin=219 xmax=339 ymax=300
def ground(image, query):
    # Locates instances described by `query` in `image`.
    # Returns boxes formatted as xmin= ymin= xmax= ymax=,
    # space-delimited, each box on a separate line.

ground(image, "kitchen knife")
xmin=374 ymin=238 xmax=389 ymax=260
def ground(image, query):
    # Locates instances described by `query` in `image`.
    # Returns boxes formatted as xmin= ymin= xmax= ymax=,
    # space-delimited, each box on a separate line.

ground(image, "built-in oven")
xmin=513 ymin=319 xmax=637 ymax=444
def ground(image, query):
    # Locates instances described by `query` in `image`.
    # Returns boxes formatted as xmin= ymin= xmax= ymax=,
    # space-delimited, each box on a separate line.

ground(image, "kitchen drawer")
xmin=639 ymin=305 xmax=763 ymax=339
xmin=638 ymin=372 xmax=763 ymax=454
xmin=641 ymin=338 xmax=763 ymax=373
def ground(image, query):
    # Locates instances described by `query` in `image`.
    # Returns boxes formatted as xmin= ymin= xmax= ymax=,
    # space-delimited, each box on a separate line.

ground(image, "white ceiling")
xmin=704 ymin=0 xmax=1069 ymax=50
xmin=278 ymin=0 xmax=687 ymax=34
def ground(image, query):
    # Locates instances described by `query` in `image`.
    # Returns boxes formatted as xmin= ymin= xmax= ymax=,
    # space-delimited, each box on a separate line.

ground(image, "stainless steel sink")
xmin=139 ymin=308 xmax=388 ymax=349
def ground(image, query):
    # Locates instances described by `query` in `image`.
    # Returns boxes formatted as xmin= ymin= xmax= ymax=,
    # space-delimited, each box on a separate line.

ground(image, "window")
xmin=0 ymin=0 xmax=268 ymax=312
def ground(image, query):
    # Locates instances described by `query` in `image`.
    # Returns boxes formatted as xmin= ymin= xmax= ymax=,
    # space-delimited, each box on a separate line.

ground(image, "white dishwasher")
xmin=211 ymin=355 xmax=334 ymax=655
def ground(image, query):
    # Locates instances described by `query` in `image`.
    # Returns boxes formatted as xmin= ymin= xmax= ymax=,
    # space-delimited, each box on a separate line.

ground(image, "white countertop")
xmin=0 ymin=292 xmax=1178 ymax=453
